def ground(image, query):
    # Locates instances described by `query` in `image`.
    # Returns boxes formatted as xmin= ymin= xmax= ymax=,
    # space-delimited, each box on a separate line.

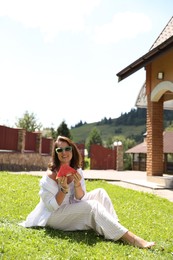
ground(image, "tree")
xmin=50 ymin=127 xmax=57 ymax=140
xmin=15 ymin=111 xmax=42 ymax=132
xmin=56 ymin=120 xmax=72 ymax=139
xmin=86 ymin=127 xmax=102 ymax=157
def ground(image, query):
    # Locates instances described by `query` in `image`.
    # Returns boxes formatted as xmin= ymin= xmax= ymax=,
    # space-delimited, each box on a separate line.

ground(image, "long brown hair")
xmin=48 ymin=136 xmax=82 ymax=171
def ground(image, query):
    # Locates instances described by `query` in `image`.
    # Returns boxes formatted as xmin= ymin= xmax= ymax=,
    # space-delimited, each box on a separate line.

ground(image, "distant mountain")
xmin=70 ymin=108 xmax=173 ymax=144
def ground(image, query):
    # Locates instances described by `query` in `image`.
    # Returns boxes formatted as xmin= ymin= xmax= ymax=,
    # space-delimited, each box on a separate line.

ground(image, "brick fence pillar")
xmin=35 ymin=132 xmax=42 ymax=154
xmin=147 ymin=95 xmax=163 ymax=176
xmin=49 ymin=138 xmax=54 ymax=155
xmin=17 ymin=129 xmax=26 ymax=153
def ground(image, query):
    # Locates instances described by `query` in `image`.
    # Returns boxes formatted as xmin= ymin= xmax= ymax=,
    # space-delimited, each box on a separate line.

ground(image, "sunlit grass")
xmin=0 ymin=172 xmax=173 ymax=259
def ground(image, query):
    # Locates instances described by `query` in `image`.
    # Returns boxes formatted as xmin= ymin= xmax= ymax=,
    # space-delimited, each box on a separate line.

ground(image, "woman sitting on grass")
xmin=20 ymin=136 xmax=155 ymax=249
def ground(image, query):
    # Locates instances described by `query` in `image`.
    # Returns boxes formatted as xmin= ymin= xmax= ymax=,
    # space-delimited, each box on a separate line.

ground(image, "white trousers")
xmin=46 ymin=188 xmax=128 ymax=241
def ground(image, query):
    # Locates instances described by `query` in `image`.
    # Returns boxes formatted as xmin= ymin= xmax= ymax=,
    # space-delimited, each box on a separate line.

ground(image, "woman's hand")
xmin=58 ymin=176 xmax=68 ymax=189
xmin=73 ymin=172 xmax=82 ymax=187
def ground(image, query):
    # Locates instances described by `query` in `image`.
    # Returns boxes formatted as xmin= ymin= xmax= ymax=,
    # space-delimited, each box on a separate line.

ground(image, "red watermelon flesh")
xmin=56 ymin=164 xmax=76 ymax=178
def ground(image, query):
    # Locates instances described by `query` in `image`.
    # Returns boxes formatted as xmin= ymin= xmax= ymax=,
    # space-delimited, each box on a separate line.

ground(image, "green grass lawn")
xmin=0 ymin=172 xmax=173 ymax=260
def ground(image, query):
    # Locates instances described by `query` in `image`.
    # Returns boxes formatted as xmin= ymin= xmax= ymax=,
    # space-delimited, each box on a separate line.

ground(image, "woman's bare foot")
xmin=133 ymin=236 xmax=155 ymax=248
xmin=121 ymin=231 xmax=155 ymax=248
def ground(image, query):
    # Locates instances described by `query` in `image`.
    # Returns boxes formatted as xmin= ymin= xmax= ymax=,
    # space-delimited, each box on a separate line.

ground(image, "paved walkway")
xmin=83 ymin=170 xmax=173 ymax=203
xmin=14 ymin=169 xmax=173 ymax=203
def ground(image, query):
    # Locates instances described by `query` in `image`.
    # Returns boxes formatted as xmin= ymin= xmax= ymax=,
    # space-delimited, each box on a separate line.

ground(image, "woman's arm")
xmin=39 ymin=176 xmax=68 ymax=211
xmin=73 ymin=170 xmax=85 ymax=200
xmin=55 ymin=181 xmax=69 ymax=205
xmin=74 ymin=182 xmax=84 ymax=199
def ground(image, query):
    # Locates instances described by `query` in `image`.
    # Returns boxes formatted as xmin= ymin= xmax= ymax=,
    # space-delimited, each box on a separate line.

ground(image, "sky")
xmin=0 ymin=0 xmax=173 ymax=129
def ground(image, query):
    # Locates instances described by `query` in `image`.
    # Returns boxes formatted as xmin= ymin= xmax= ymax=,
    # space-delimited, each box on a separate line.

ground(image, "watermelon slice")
xmin=56 ymin=164 xmax=76 ymax=178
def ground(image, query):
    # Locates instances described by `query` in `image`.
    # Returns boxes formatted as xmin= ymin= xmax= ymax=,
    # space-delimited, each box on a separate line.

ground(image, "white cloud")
xmin=0 ymin=0 xmax=101 ymax=42
xmin=94 ymin=12 xmax=152 ymax=44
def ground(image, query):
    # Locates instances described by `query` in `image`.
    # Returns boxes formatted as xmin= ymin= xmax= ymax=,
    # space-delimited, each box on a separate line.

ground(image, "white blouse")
xmin=19 ymin=168 xmax=86 ymax=227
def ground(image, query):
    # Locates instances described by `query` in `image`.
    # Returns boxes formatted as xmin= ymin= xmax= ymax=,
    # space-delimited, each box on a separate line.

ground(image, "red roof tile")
xmin=126 ymin=131 xmax=173 ymax=154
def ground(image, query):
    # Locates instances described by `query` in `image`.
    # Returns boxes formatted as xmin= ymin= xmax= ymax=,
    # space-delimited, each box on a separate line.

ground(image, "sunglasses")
xmin=55 ymin=146 xmax=72 ymax=153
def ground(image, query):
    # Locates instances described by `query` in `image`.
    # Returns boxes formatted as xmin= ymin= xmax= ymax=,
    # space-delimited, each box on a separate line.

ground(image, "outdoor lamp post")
xmin=113 ymin=141 xmax=123 ymax=171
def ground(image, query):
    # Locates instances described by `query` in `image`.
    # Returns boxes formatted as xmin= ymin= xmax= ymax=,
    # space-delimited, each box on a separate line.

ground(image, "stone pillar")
xmin=147 ymin=95 xmax=163 ymax=176
xmin=117 ymin=144 xmax=124 ymax=171
xmin=35 ymin=132 xmax=42 ymax=154
xmin=114 ymin=141 xmax=124 ymax=171
xmin=17 ymin=129 xmax=26 ymax=153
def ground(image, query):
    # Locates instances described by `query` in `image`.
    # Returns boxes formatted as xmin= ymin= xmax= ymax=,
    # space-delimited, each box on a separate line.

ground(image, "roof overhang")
xmin=116 ymin=35 xmax=173 ymax=82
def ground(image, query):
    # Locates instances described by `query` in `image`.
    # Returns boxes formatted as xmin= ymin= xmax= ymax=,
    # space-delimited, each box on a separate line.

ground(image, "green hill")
xmin=70 ymin=108 xmax=173 ymax=144
xmin=70 ymin=108 xmax=147 ymax=144
xmin=70 ymin=121 xmax=145 ymax=144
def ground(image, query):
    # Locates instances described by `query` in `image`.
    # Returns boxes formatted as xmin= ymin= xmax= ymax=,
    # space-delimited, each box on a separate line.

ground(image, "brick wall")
xmin=0 ymin=152 xmax=51 ymax=171
xmin=0 ymin=125 xmax=53 ymax=171
xmin=0 ymin=125 xmax=85 ymax=172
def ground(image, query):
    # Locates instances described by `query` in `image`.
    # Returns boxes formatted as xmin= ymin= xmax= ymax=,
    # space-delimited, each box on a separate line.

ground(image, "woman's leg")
xmin=47 ymin=200 xmax=127 ymax=241
xmin=47 ymin=197 xmax=155 ymax=248
xmin=84 ymin=189 xmax=155 ymax=248
xmin=83 ymin=188 xmax=119 ymax=220
xmin=121 ymin=231 xmax=155 ymax=248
